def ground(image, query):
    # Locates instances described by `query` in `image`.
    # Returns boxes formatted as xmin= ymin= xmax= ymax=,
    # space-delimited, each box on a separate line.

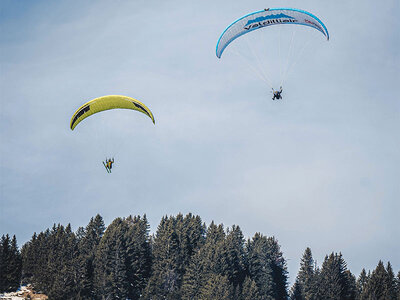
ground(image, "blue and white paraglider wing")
xmin=216 ymin=8 xmax=329 ymax=58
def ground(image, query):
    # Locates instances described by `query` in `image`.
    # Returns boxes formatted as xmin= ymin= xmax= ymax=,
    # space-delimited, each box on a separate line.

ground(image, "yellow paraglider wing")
xmin=70 ymin=95 xmax=155 ymax=130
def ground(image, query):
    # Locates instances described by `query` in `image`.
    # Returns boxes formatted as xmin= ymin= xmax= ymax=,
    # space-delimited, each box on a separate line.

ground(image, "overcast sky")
xmin=1 ymin=0 xmax=399 ymax=283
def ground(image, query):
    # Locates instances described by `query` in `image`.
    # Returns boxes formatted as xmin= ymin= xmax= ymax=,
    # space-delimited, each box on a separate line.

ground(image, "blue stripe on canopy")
xmin=216 ymin=8 xmax=329 ymax=58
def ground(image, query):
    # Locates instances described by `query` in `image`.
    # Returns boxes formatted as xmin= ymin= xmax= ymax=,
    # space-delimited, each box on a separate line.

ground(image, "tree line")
xmin=1 ymin=213 xmax=399 ymax=300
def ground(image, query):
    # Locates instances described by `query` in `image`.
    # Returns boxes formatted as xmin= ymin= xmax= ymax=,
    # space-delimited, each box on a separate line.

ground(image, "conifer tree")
xmin=199 ymin=274 xmax=232 ymax=300
xmin=361 ymin=260 xmax=388 ymax=299
xmin=8 ymin=235 xmax=22 ymax=291
xmin=266 ymin=236 xmax=288 ymax=299
xmin=21 ymin=232 xmax=36 ymax=284
xmin=344 ymin=270 xmax=357 ymax=300
xmin=241 ymin=276 xmax=261 ymax=300
xmin=246 ymin=233 xmax=275 ymax=299
xmin=181 ymin=248 xmax=205 ymax=300
xmin=180 ymin=213 xmax=206 ymax=271
xmin=311 ymin=266 xmax=324 ymax=299
xmin=289 ymin=279 xmax=303 ymax=300
xmin=356 ymin=268 xmax=368 ymax=299
xmin=385 ymin=262 xmax=397 ymax=300
xmin=146 ymin=214 xmax=206 ymax=299
xmin=181 ymin=221 xmax=225 ymax=300
xmin=93 ymin=218 xmax=131 ymax=299
xmin=203 ymin=222 xmax=227 ymax=275
xmin=28 ymin=230 xmax=52 ymax=291
xmin=0 ymin=235 xmax=21 ymax=292
xmin=77 ymin=214 xmax=105 ymax=299
xmin=318 ymin=252 xmax=353 ymax=300
xmin=0 ymin=234 xmax=10 ymax=292
xmin=295 ymin=247 xmax=315 ymax=300
xmin=144 ymin=216 xmax=182 ymax=299
xmin=224 ymin=225 xmax=246 ymax=288
xmin=46 ymin=224 xmax=80 ymax=299
xmin=124 ymin=214 xmax=152 ymax=299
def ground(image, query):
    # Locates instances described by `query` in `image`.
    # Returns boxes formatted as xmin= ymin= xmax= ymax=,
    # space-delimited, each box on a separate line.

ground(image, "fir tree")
xmin=181 ymin=248 xmax=205 ymax=300
xmin=144 ymin=215 xmax=183 ymax=299
xmin=181 ymin=221 xmax=226 ymax=300
xmin=318 ymin=252 xmax=353 ymax=300
xmin=175 ymin=214 xmax=205 ymax=268
xmin=203 ymin=222 xmax=227 ymax=276
xmin=241 ymin=276 xmax=261 ymax=300
xmin=0 ymin=234 xmax=10 ymax=292
xmin=28 ymin=230 xmax=52 ymax=291
xmin=21 ymin=232 xmax=36 ymax=284
xmin=361 ymin=260 xmax=388 ymax=300
xmin=385 ymin=262 xmax=397 ymax=300
xmin=290 ymin=279 xmax=303 ymax=300
xmin=77 ymin=214 xmax=105 ymax=299
xmin=311 ymin=266 xmax=324 ymax=300
xmin=94 ymin=218 xmax=129 ymax=300
xmin=266 ymin=236 xmax=288 ymax=299
xmin=199 ymin=274 xmax=232 ymax=300
xmin=295 ymin=247 xmax=315 ymax=300
xmin=8 ymin=235 xmax=22 ymax=292
xmin=224 ymin=225 xmax=246 ymax=288
xmin=0 ymin=235 xmax=21 ymax=292
xmin=344 ymin=270 xmax=357 ymax=300
xmin=124 ymin=214 xmax=152 ymax=299
xmin=46 ymin=224 xmax=80 ymax=299
xmin=356 ymin=268 xmax=368 ymax=299
xmin=246 ymin=233 xmax=275 ymax=299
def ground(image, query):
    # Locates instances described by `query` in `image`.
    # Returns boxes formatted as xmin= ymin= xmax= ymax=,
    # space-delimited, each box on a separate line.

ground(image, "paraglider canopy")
xmin=216 ymin=8 xmax=329 ymax=58
xmin=70 ymin=95 xmax=155 ymax=130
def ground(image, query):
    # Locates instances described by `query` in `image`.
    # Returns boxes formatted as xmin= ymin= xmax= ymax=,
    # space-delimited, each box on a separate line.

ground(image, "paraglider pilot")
xmin=272 ymin=87 xmax=283 ymax=100
xmin=103 ymin=158 xmax=114 ymax=173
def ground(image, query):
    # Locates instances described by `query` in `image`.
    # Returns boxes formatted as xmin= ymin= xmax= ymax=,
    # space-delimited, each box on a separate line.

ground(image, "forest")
xmin=1 ymin=213 xmax=399 ymax=300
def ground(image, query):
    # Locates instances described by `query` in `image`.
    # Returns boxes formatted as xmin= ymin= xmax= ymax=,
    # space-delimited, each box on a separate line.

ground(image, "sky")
xmin=1 ymin=0 xmax=399 ymax=284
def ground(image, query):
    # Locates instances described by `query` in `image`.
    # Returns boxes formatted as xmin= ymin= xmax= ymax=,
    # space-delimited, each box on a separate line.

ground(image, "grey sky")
xmin=1 ymin=0 xmax=399 ymax=283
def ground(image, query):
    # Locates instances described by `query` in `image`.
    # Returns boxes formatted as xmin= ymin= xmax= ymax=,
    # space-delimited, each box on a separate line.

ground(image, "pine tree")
xmin=246 ymin=233 xmax=275 ymax=299
xmin=181 ymin=248 xmax=205 ymax=300
xmin=241 ymin=276 xmax=261 ymax=300
xmin=295 ymin=247 xmax=315 ymax=300
xmin=46 ymin=224 xmax=80 ymax=299
xmin=145 ymin=214 xmax=206 ymax=299
xmin=173 ymin=214 xmax=204 ymax=261
xmin=385 ymin=262 xmax=397 ymax=300
xmin=344 ymin=270 xmax=357 ymax=300
xmin=8 ymin=235 xmax=22 ymax=292
xmin=318 ymin=252 xmax=353 ymax=300
xmin=312 ymin=266 xmax=323 ymax=300
xmin=0 ymin=234 xmax=20 ymax=292
xmin=181 ymin=221 xmax=226 ymax=300
xmin=26 ymin=230 xmax=52 ymax=292
xmin=0 ymin=234 xmax=10 ymax=292
xmin=0 ymin=235 xmax=21 ymax=293
xmin=266 ymin=236 xmax=288 ymax=299
xmin=199 ymin=274 xmax=232 ymax=300
xmin=360 ymin=260 xmax=387 ymax=300
xmin=203 ymin=222 xmax=227 ymax=276
xmin=290 ymin=279 xmax=303 ymax=300
xmin=124 ymin=214 xmax=152 ymax=299
xmin=94 ymin=218 xmax=129 ymax=300
xmin=356 ymin=268 xmax=368 ymax=299
xmin=76 ymin=214 xmax=105 ymax=299
xmin=224 ymin=225 xmax=246 ymax=288
xmin=144 ymin=215 xmax=183 ymax=299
